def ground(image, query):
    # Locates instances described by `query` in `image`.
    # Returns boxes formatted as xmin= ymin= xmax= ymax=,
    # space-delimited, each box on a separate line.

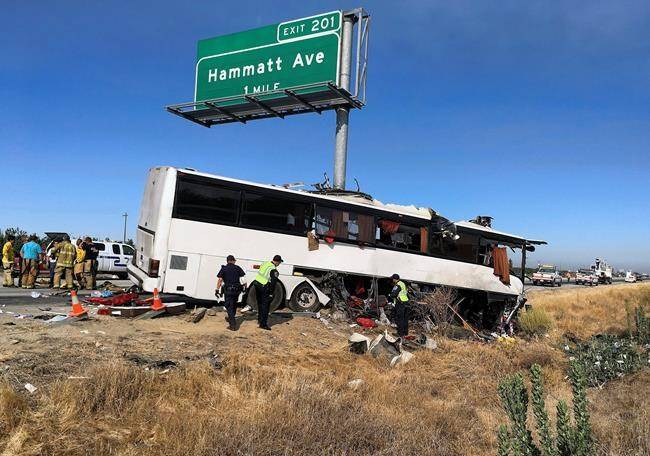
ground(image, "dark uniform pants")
xmin=395 ymin=299 xmax=409 ymax=337
xmin=83 ymin=259 xmax=98 ymax=289
xmin=224 ymin=293 xmax=238 ymax=326
xmin=254 ymin=281 xmax=271 ymax=327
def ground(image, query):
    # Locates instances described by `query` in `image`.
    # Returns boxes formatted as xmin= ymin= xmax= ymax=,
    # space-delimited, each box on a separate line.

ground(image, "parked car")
xmin=575 ymin=269 xmax=599 ymax=286
xmin=532 ymin=265 xmax=563 ymax=287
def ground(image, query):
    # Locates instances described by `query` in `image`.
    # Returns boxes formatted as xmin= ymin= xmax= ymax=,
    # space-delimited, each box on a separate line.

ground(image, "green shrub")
xmin=518 ymin=307 xmax=554 ymax=336
xmin=497 ymin=363 xmax=595 ymax=456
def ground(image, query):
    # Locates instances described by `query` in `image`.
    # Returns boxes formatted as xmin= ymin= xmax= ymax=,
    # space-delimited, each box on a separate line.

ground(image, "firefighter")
xmin=2 ymin=235 xmax=16 ymax=287
xmin=82 ymin=237 xmax=99 ymax=289
xmin=52 ymin=235 xmax=76 ymax=289
xmin=389 ymin=273 xmax=410 ymax=338
xmin=215 ymin=255 xmax=246 ymax=331
xmin=73 ymin=238 xmax=86 ymax=288
xmin=251 ymin=254 xmax=283 ymax=331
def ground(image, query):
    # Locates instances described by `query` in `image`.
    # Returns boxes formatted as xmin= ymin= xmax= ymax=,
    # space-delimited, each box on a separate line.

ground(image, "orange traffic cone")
xmin=68 ymin=290 xmax=88 ymax=318
xmin=150 ymin=288 xmax=165 ymax=311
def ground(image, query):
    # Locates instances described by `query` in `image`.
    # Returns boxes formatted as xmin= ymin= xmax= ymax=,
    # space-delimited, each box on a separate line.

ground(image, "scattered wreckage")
xmin=127 ymin=167 xmax=546 ymax=335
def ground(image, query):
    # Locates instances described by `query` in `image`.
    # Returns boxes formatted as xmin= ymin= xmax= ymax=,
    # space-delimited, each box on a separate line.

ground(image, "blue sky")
xmin=2 ymin=1 xmax=649 ymax=271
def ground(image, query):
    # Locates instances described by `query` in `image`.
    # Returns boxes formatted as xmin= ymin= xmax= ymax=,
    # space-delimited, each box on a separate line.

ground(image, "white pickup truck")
xmin=532 ymin=265 xmax=563 ymax=287
xmin=575 ymin=269 xmax=599 ymax=286
xmin=90 ymin=240 xmax=135 ymax=279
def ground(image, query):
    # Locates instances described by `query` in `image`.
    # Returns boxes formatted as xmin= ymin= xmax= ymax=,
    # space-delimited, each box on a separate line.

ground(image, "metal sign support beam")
xmin=333 ymin=14 xmax=355 ymax=190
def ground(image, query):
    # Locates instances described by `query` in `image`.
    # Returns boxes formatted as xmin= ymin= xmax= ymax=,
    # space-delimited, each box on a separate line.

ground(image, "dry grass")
xmin=531 ymin=283 xmax=650 ymax=339
xmin=518 ymin=306 xmax=554 ymax=336
xmin=0 ymin=283 xmax=648 ymax=455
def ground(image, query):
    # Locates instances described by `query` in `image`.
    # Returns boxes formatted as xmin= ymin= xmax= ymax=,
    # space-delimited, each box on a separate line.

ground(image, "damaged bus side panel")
xmin=128 ymin=167 xmax=546 ymax=330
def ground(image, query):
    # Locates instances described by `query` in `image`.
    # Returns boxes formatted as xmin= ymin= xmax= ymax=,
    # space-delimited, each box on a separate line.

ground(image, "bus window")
xmin=241 ymin=192 xmax=310 ymax=234
xmin=315 ymin=206 xmax=374 ymax=243
xmin=376 ymin=219 xmax=424 ymax=252
xmin=446 ymin=232 xmax=480 ymax=263
xmin=173 ymin=178 xmax=240 ymax=225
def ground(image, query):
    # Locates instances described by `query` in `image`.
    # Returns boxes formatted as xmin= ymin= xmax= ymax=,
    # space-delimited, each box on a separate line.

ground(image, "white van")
xmin=90 ymin=241 xmax=135 ymax=279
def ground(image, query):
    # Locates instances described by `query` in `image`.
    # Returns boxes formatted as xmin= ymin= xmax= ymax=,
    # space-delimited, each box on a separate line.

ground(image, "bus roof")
xmin=454 ymin=220 xmax=547 ymax=246
xmin=163 ymin=166 xmax=545 ymax=244
xmin=174 ymin=167 xmax=434 ymax=220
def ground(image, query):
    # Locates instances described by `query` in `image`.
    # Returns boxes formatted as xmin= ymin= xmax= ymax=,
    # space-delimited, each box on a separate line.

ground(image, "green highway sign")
xmin=195 ymin=11 xmax=342 ymax=103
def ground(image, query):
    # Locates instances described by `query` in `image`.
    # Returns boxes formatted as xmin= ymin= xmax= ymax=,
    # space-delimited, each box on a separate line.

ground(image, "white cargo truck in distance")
xmin=591 ymin=258 xmax=613 ymax=284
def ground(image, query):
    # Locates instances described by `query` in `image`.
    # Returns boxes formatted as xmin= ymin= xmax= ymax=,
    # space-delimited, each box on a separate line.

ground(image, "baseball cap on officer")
xmin=391 ymin=273 xmax=400 ymax=280
xmin=273 ymin=255 xmax=284 ymax=263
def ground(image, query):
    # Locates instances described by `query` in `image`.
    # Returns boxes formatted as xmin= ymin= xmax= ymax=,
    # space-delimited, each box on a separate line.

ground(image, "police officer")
xmin=215 ymin=255 xmax=246 ymax=331
xmin=252 ymin=254 xmax=283 ymax=331
xmin=389 ymin=273 xmax=410 ymax=338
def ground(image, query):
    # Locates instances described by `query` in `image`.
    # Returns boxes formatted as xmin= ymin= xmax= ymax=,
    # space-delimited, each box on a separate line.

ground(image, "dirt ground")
xmin=0 ymin=283 xmax=648 ymax=455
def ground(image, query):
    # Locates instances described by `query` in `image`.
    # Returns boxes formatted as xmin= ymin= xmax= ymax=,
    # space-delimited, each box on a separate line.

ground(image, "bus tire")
xmin=245 ymin=282 xmax=285 ymax=313
xmin=289 ymin=282 xmax=321 ymax=312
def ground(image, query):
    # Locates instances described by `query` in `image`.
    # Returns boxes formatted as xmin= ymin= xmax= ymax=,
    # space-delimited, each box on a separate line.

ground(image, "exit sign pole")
xmin=333 ymin=14 xmax=355 ymax=190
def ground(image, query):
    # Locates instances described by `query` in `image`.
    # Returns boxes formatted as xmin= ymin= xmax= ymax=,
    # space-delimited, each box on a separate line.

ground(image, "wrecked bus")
xmin=127 ymin=167 xmax=545 ymax=328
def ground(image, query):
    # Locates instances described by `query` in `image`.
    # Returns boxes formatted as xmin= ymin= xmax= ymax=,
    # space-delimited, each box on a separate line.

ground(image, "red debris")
xmin=85 ymin=293 xmax=139 ymax=306
xmin=356 ymin=317 xmax=377 ymax=328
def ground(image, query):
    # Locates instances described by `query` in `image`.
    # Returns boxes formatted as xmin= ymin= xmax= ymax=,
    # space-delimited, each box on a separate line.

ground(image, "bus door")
xmin=163 ymin=251 xmax=200 ymax=295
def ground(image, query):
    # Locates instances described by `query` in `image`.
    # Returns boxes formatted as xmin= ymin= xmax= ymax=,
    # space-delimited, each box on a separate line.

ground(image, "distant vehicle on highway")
xmin=575 ymin=269 xmax=599 ymax=286
xmin=624 ymin=271 xmax=637 ymax=283
xmin=532 ymin=265 xmax=563 ymax=287
xmin=591 ymin=258 xmax=613 ymax=284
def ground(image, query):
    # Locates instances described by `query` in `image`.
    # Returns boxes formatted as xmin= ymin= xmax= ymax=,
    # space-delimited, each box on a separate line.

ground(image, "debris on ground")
xmin=349 ymin=330 xmax=416 ymax=367
xmin=356 ymin=317 xmax=377 ymax=329
xmin=390 ymin=350 xmax=414 ymax=367
xmin=207 ymin=353 xmax=223 ymax=370
xmin=207 ymin=308 xmax=217 ymax=317
xmin=124 ymin=353 xmax=178 ymax=370
xmin=369 ymin=332 xmax=401 ymax=361
xmin=348 ymin=333 xmax=371 ymax=354
xmin=24 ymin=383 xmax=37 ymax=394
xmin=187 ymin=307 xmax=207 ymax=323
xmin=347 ymin=378 xmax=364 ymax=390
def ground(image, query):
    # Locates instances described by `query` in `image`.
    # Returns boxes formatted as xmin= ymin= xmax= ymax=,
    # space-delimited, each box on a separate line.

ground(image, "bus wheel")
xmin=289 ymin=282 xmax=320 ymax=312
xmin=245 ymin=282 xmax=285 ymax=313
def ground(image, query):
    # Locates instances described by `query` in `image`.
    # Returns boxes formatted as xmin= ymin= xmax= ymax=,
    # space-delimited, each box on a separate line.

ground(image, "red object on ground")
xmin=97 ymin=306 xmax=111 ymax=315
xmin=86 ymin=293 xmax=139 ymax=306
xmin=356 ymin=317 xmax=377 ymax=328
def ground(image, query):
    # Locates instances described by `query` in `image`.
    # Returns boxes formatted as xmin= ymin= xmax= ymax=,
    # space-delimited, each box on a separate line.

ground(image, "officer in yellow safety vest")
xmin=251 ymin=254 xmax=283 ymax=331
xmin=389 ymin=273 xmax=410 ymax=338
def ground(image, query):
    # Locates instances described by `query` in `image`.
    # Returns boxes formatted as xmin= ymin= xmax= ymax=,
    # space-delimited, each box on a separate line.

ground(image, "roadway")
xmin=0 ymin=276 xmax=133 ymax=314
xmin=523 ymin=276 xmax=626 ymax=292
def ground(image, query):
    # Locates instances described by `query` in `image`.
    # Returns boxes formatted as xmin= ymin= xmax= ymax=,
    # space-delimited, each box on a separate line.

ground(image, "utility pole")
xmin=122 ymin=212 xmax=128 ymax=243
xmin=333 ymin=14 xmax=355 ymax=190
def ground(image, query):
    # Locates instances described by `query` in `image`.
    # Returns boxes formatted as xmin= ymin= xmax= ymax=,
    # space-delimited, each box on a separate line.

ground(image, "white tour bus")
xmin=128 ymin=167 xmax=544 ymax=328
